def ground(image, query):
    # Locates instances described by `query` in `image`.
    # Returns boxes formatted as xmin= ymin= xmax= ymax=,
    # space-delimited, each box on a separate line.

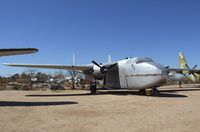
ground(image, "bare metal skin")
xmin=3 ymin=57 xmax=172 ymax=90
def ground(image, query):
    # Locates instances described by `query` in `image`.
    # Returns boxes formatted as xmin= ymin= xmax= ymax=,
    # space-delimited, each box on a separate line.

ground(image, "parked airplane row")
xmin=3 ymin=49 xmax=200 ymax=96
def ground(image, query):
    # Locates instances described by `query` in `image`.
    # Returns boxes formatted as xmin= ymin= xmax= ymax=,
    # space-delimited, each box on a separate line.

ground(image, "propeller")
xmin=92 ymin=60 xmax=117 ymax=85
xmin=92 ymin=61 xmax=101 ymax=69
xmin=193 ymin=65 xmax=197 ymax=70
xmin=191 ymin=65 xmax=198 ymax=78
xmin=185 ymin=64 xmax=198 ymax=78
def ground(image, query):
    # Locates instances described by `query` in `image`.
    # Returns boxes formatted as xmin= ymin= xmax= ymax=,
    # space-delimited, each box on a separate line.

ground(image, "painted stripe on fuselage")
xmin=125 ymin=74 xmax=162 ymax=77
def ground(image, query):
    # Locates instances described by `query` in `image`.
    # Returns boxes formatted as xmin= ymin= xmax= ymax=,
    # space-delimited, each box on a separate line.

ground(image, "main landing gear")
xmin=138 ymin=89 xmax=146 ymax=95
xmin=138 ymin=87 xmax=160 ymax=96
xmin=90 ymin=81 xmax=97 ymax=94
xmin=151 ymin=87 xmax=160 ymax=96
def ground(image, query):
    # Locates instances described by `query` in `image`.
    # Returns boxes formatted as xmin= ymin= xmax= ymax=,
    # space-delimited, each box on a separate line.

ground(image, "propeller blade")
xmin=92 ymin=60 xmax=102 ymax=68
xmin=185 ymin=64 xmax=190 ymax=69
xmin=192 ymin=72 xmax=197 ymax=78
xmin=191 ymin=65 xmax=198 ymax=79
xmin=193 ymin=65 xmax=197 ymax=69
xmin=103 ymin=74 xmax=106 ymax=85
xmin=107 ymin=63 xmax=117 ymax=69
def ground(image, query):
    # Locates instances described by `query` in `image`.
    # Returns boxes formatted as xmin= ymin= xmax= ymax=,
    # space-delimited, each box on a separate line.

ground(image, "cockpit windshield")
xmin=135 ymin=57 xmax=154 ymax=64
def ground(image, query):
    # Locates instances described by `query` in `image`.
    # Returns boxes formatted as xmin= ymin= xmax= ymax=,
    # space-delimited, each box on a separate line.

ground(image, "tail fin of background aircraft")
xmin=179 ymin=52 xmax=189 ymax=74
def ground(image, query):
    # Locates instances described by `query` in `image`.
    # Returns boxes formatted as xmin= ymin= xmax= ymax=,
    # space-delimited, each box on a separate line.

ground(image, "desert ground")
xmin=0 ymin=85 xmax=200 ymax=132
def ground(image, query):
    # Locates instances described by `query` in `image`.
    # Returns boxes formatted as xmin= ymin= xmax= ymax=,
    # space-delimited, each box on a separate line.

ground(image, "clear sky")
xmin=0 ymin=0 xmax=200 ymax=76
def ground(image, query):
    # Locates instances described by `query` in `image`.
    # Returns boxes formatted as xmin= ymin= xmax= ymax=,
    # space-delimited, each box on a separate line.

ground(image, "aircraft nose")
xmin=150 ymin=63 xmax=168 ymax=83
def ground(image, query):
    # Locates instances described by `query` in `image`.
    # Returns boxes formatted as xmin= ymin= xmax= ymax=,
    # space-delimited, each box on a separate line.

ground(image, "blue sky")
xmin=0 ymin=0 xmax=200 ymax=76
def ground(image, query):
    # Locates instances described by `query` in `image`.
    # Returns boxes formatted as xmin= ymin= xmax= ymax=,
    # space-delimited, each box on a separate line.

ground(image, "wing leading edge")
xmin=167 ymin=68 xmax=200 ymax=74
xmin=3 ymin=63 xmax=93 ymax=72
xmin=0 ymin=48 xmax=38 ymax=57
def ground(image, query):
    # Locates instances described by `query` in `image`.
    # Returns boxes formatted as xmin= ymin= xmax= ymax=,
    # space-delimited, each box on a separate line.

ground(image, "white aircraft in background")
xmin=0 ymin=48 xmax=38 ymax=57
xmin=4 ymin=55 xmax=200 ymax=96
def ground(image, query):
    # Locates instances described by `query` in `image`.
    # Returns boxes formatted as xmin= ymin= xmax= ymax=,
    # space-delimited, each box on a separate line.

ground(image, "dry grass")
xmin=0 ymin=84 xmax=200 ymax=132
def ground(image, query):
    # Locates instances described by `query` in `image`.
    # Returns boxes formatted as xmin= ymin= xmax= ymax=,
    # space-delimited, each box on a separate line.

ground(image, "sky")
xmin=0 ymin=0 xmax=200 ymax=76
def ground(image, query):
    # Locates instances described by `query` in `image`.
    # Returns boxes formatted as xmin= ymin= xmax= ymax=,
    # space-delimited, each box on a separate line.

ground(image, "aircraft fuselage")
xmin=92 ymin=57 xmax=168 ymax=90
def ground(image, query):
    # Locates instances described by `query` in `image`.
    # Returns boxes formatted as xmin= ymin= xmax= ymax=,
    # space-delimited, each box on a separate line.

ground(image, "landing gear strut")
xmin=138 ymin=88 xmax=160 ymax=96
xmin=151 ymin=87 xmax=159 ymax=96
xmin=90 ymin=81 xmax=97 ymax=94
xmin=179 ymin=81 xmax=182 ymax=88
xmin=138 ymin=89 xmax=146 ymax=95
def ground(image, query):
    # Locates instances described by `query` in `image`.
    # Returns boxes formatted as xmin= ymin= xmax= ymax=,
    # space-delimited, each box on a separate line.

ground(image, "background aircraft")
xmin=168 ymin=52 xmax=200 ymax=88
xmin=0 ymin=48 xmax=38 ymax=57
xmin=5 ymin=55 xmax=200 ymax=96
xmin=178 ymin=52 xmax=200 ymax=83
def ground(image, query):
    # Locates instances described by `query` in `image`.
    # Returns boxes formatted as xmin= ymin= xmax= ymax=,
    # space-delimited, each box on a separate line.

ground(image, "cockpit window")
xmin=135 ymin=57 xmax=154 ymax=64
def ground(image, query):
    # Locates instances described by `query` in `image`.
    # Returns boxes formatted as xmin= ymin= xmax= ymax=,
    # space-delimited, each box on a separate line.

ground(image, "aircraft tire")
xmin=138 ymin=89 xmax=146 ymax=95
xmin=151 ymin=87 xmax=159 ymax=96
xmin=90 ymin=82 xmax=97 ymax=94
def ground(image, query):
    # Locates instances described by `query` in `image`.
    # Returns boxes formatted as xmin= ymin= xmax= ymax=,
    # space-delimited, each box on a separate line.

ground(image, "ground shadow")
xmin=0 ymin=101 xmax=78 ymax=107
xmin=158 ymin=92 xmax=187 ymax=98
xmin=160 ymin=88 xmax=200 ymax=93
xmin=98 ymin=91 xmax=187 ymax=98
xmin=26 ymin=90 xmax=187 ymax=98
xmin=26 ymin=93 xmax=95 ymax=97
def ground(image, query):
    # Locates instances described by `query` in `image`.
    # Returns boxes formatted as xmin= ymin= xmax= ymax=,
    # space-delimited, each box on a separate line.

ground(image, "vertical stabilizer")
xmin=179 ymin=52 xmax=189 ymax=74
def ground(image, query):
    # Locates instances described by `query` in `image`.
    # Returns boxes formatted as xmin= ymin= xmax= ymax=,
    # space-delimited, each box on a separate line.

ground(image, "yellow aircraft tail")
xmin=179 ymin=52 xmax=189 ymax=74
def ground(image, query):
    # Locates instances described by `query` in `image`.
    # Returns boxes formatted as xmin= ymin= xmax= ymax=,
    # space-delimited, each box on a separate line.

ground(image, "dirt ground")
xmin=0 ymin=85 xmax=200 ymax=132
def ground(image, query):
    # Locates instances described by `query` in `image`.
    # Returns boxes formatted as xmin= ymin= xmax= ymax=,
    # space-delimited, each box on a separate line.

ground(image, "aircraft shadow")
xmin=160 ymin=88 xmax=200 ymax=93
xmin=158 ymin=93 xmax=187 ymax=98
xmin=98 ymin=91 xmax=187 ymax=98
xmin=26 ymin=93 xmax=94 ymax=97
xmin=0 ymin=101 xmax=78 ymax=107
xmin=26 ymin=90 xmax=187 ymax=98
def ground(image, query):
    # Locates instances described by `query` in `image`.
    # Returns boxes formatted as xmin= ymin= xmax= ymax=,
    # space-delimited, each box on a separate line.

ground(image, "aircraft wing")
xmin=3 ymin=63 xmax=93 ymax=72
xmin=167 ymin=68 xmax=200 ymax=74
xmin=0 ymin=48 xmax=38 ymax=57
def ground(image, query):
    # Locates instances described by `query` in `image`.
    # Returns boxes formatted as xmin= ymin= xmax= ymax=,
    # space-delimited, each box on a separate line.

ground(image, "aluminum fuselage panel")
xmin=107 ymin=58 xmax=167 ymax=90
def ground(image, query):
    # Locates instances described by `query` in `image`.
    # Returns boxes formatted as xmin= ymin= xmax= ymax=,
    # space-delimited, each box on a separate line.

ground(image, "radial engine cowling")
xmin=91 ymin=65 xmax=104 ymax=80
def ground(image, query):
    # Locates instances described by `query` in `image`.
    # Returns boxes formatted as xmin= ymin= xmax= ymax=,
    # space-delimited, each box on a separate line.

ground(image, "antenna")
xmin=108 ymin=55 xmax=112 ymax=63
xmin=72 ymin=53 xmax=76 ymax=65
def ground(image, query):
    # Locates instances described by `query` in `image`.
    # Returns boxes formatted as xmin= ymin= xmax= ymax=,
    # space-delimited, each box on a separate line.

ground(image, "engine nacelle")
xmin=91 ymin=65 xmax=104 ymax=80
xmin=168 ymin=73 xmax=187 ymax=82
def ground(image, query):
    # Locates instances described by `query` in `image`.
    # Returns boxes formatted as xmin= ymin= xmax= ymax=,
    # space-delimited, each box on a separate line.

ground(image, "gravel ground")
xmin=0 ymin=84 xmax=200 ymax=132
